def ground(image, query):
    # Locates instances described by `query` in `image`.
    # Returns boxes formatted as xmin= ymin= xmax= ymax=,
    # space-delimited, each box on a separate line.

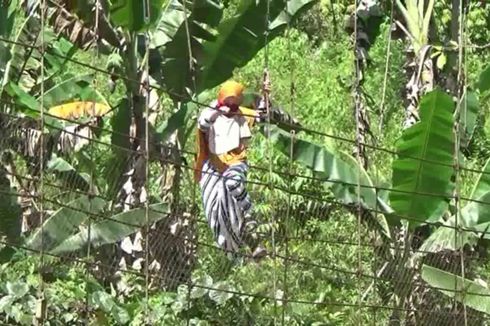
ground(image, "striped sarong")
xmin=199 ymin=159 xmax=252 ymax=254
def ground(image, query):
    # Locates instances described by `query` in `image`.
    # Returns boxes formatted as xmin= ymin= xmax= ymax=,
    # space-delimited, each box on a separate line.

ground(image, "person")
xmin=194 ymin=80 xmax=267 ymax=260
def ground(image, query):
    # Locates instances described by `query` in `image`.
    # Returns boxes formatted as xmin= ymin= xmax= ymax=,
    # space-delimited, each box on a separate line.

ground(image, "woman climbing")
xmin=194 ymin=80 xmax=268 ymax=260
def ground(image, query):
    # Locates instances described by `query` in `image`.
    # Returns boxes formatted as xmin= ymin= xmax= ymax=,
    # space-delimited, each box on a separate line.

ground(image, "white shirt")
xmin=198 ymin=101 xmax=252 ymax=155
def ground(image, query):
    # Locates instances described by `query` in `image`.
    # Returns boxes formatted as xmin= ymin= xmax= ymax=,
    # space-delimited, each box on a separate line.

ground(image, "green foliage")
xmin=154 ymin=102 xmax=192 ymax=143
xmin=390 ymin=89 xmax=455 ymax=227
xmin=395 ymin=0 xmax=435 ymax=52
xmin=0 ymin=0 xmax=17 ymax=38
xmin=153 ymin=0 xmax=224 ymax=96
xmin=0 ymin=0 xmax=17 ymax=71
xmin=47 ymin=155 xmax=91 ymax=191
xmin=104 ymin=99 xmax=132 ymax=198
xmin=419 ymin=157 xmax=490 ymax=254
xmin=2 ymin=1 xmax=490 ymax=325
xmin=268 ymin=124 xmax=390 ymax=237
xmin=154 ymin=0 xmax=317 ymax=97
xmin=50 ymin=203 xmax=169 ymax=254
xmin=25 ymin=195 xmax=106 ymax=252
xmin=4 ymin=82 xmax=40 ymax=115
xmin=42 ymin=74 xmax=96 ymax=109
xmin=462 ymin=158 xmax=490 ymax=226
xmin=421 ymin=264 xmax=490 ymax=315
xmin=199 ymin=0 xmax=317 ymax=91
xmin=460 ymin=92 xmax=479 ymax=149
xmin=478 ymin=65 xmax=490 ymax=94
xmin=110 ymin=0 xmax=166 ymax=32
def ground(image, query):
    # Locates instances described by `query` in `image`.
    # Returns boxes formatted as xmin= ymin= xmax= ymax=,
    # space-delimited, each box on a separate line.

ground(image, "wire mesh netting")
xmin=1 ymin=0 xmax=490 ymax=325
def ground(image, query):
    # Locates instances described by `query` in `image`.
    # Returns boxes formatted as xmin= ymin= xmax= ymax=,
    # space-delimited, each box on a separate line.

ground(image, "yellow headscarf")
xmin=194 ymin=81 xmax=245 ymax=182
xmin=217 ymin=80 xmax=244 ymax=104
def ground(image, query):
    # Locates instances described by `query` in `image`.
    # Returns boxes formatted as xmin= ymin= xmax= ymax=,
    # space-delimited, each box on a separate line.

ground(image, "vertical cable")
xmin=353 ymin=0 xmax=363 ymax=323
xmin=85 ymin=0 xmax=100 ymax=322
xmin=374 ymin=2 xmax=394 ymax=320
xmin=281 ymin=5 xmax=296 ymax=321
xmin=454 ymin=0 xmax=467 ymax=323
xmin=262 ymin=0 xmax=277 ymax=321
xmin=143 ymin=0 xmax=151 ymax=323
xmin=378 ymin=0 xmax=395 ymax=133
xmin=281 ymin=129 xmax=294 ymax=325
xmin=181 ymin=0 xmax=196 ymax=323
xmin=281 ymin=16 xmax=295 ymax=324
xmin=36 ymin=0 xmax=46 ymax=324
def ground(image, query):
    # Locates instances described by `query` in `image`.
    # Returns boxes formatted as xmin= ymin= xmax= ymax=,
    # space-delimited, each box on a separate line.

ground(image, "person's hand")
xmin=219 ymin=106 xmax=231 ymax=115
xmin=210 ymin=106 xmax=229 ymax=122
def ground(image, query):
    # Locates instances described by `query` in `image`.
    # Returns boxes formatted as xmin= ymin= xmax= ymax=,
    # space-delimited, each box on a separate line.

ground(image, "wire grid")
xmin=0 ymin=2 xmax=489 ymax=326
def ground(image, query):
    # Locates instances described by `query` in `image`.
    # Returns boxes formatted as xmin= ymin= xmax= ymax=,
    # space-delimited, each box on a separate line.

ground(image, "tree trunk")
xmin=112 ymin=38 xmax=196 ymax=288
xmin=403 ymin=46 xmax=434 ymax=129
xmin=347 ymin=0 xmax=383 ymax=169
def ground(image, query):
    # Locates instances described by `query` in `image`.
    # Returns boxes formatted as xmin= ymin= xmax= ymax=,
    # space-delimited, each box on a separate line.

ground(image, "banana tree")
xmin=395 ymin=0 xmax=437 ymax=129
xmin=42 ymin=0 xmax=316 ymax=203
xmin=268 ymin=78 xmax=488 ymax=323
xmin=267 ymin=80 xmax=467 ymax=322
xmin=7 ymin=0 xmax=317 ymax=287
xmin=0 ymin=1 xmax=112 ymax=244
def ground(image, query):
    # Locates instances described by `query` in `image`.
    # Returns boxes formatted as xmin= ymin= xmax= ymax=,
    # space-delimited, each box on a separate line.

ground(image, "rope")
xmin=180 ymin=0 xmax=197 ymax=323
xmin=261 ymin=0 xmax=279 ymax=320
xmin=374 ymin=2 xmax=395 ymax=320
xmin=84 ymin=0 xmax=101 ymax=322
xmin=3 ymin=238 xmax=490 ymax=312
xmin=378 ymin=0 xmax=395 ymax=133
xmin=6 ymin=105 xmax=490 ymax=214
xmin=2 ymin=4 xmax=488 ymax=322
xmin=281 ymin=13 xmax=296 ymax=323
xmin=1 ymin=42 xmax=490 ymax=178
xmin=37 ymin=0 xmax=46 ymax=323
xmin=455 ymin=0 xmax=467 ymax=323
xmin=7 ymin=167 xmax=490 ymax=241
xmin=143 ymin=0 xmax=152 ymax=323
xmin=353 ymin=0 xmax=363 ymax=322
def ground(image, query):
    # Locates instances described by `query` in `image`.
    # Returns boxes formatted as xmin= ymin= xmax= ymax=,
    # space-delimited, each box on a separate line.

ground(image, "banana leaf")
xmin=390 ymin=89 xmax=455 ymax=228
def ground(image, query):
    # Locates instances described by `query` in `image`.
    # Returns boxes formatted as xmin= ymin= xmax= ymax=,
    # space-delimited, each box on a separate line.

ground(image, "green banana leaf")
xmin=390 ymin=89 xmax=455 ymax=228
xmin=1 ymin=13 xmax=36 ymax=89
xmin=4 ymin=82 xmax=40 ymax=116
xmin=110 ymin=0 xmax=166 ymax=32
xmin=157 ymin=0 xmax=223 ymax=97
xmin=104 ymin=99 xmax=131 ymax=198
xmin=419 ymin=153 xmax=490 ymax=254
xmin=42 ymin=74 xmax=95 ymax=109
xmin=477 ymin=65 xmax=490 ymax=94
xmin=460 ymin=92 xmax=479 ymax=149
xmin=25 ymin=195 xmax=106 ymax=252
xmin=421 ymin=264 xmax=490 ymax=315
xmin=47 ymin=155 xmax=91 ymax=191
xmin=460 ymin=158 xmax=490 ymax=226
xmin=199 ymin=0 xmax=316 ymax=92
xmin=155 ymin=103 xmax=192 ymax=143
xmin=151 ymin=0 xmax=222 ymax=49
xmin=418 ymin=216 xmax=478 ymax=254
xmin=0 ymin=0 xmax=17 ymax=38
xmin=0 ymin=0 xmax=17 ymax=76
xmin=50 ymin=203 xmax=169 ymax=254
xmin=154 ymin=0 xmax=316 ymax=98
xmin=268 ymin=125 xmax=390 ymax=238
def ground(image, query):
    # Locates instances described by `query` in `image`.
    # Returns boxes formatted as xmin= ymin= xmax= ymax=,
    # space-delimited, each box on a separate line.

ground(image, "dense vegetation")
xmin=1 ymin=0 xmax=490 ymax=324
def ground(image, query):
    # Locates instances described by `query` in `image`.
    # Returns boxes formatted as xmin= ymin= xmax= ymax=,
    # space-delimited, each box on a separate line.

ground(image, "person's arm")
xmin=197 ymin=106 xmax=230 ymax=131
xmin=253 ymin=96 xmax=302 ymax=131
